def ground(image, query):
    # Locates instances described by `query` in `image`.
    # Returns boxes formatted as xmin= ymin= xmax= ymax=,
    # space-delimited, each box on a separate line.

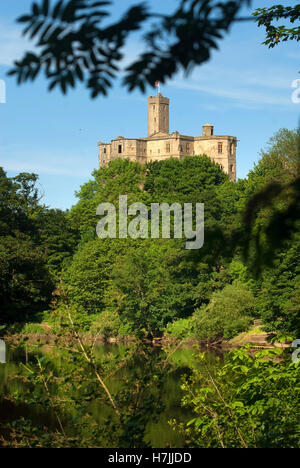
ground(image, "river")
xmin=0 ymin=341 xmax=219 ymax=447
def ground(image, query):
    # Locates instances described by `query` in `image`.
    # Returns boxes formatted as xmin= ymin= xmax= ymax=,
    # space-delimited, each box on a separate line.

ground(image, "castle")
xmin=98 ymin=93 xmax=237 ymax=181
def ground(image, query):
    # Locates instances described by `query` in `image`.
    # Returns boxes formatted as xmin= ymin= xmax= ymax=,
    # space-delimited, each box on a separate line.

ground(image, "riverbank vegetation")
xmin=0 ymin=127 xmax=299 ymax=447
xmin=1 ymin=128 xmax=299 ymax=342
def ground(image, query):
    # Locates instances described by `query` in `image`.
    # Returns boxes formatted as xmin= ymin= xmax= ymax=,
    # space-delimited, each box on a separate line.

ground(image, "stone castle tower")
xmin=148 ymin=94 xmax=170 ymax=136
xmin=98 ymin=93 xmax=237 ymax=181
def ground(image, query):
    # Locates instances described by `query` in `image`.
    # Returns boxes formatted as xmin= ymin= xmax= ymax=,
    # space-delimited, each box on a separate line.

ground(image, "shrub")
xmin=175 ymin=347 xmax=300 ymax=448
xmin=193 ymin=283 xmax=255 ymax=343
xmin=89 ymin=310 xmax=132 ymax=338
xmin=164 ymin=317 xmax=194 ymax=338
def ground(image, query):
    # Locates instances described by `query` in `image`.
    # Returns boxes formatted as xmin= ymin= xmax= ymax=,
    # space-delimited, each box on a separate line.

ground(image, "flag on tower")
xmin=155 ymin=81 xmax=160 ymax=93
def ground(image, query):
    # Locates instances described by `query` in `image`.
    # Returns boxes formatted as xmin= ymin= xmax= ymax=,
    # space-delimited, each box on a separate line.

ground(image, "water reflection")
xmin=0 ymin=342 xmax=219 ymax=447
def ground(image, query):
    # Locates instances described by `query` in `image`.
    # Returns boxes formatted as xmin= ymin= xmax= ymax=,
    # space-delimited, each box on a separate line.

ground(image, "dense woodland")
xmin=1 ymin=127 xmax=299 ymax=340
xmin=0 ymin=127 xmax=299 ymax=448
xmin=0 ymin=0 xmax=299 ymax=450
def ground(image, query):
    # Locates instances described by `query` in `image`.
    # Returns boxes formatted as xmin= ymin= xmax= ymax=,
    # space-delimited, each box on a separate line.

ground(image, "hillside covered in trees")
xmin=0 ymin=127 xmax=299 ymax=448
xmin=1 ymin=127 xmax=299 ymax=342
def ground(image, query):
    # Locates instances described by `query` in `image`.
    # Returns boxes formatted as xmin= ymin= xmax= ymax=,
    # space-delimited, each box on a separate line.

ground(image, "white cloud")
xmin=2 ymin=160 xmax=92 ymax=177
xmin=288 ymin=52 xmax=300 ymax=60
xmin=0 ymin=21 xmax=32 ymax=66
xmin=0 ymin=147 xmax=93 ymax=177
xmin=170 ymin=78 xmax=291 ymax=107
xmin=167 ymin=60 xmax=294 ymax=109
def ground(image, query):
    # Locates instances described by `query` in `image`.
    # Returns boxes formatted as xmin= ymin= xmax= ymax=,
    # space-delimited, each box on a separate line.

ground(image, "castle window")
xmin=218 ymin=143 xmax=223 ymax=154
xmin=118 ymin=145 xmax=122 ymax=154
xmin=166 ymin=144 xmax=170 ymax=153
xmin=153 ymin=105 xmax=155 ymax=110
xmin=186 ymin=143 xmax=190 ymax=153
xmin=179 ymin=144 xmax=183 ymax=152
xmin=103 ymin=148 xmax=106 ymax=154
xmin=230 ymin=164 xmax=233 ymax=172
xmin=154 ymin=118 xmax=156 ymax=123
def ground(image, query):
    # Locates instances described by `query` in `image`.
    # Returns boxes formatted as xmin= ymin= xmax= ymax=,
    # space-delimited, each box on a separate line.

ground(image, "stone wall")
xmin=98 ymin=94 xmax=237 ymax=181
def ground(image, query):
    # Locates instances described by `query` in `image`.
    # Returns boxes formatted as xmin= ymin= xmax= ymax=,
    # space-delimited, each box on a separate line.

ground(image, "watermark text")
xmin=0 ymin=79 xmax=6 ymax=104
xmin=0 ymin=339 xmax=5 ymax=364
xmin=96 ymin=196 xmax=204 ymax=250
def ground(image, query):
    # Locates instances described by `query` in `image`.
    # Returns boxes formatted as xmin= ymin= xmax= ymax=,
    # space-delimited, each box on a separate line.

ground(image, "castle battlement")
xmin=98 ymin=94 xmax=237 ymax=181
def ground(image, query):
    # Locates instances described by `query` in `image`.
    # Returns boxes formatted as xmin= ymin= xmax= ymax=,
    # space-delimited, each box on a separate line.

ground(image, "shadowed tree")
xmin=7 ymin=0 xmax=253 ymax=97
xmin=7 ymin=1 xmax=300 ymax=98
xmin=6 ymin=0 xmax=300 ymax=274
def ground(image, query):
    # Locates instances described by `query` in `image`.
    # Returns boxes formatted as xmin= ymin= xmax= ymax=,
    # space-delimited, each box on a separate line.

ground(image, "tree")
xmin=256 ymin=233 xmax=300 ymax=337
xmin=63 ymin=238 xmax=130 ymax=314
xmin=246 ymin=128 xmax=300 ymax=192
xmin=241 ymin=129 xmax=300 ymax=275
xmin=0 ymin=168 xmax=53 ymax=324
xmin=175 ymin=347 xmax=300 ymax=448
xmin=253 ymin=5 xmax=300 ymax=49
xmin=62 ymin=155 xmax=234 ymax=335
xmin=192 ymin=282 xmax=255 ymax=343
xmin=37 ymin=208 xmax=80 ymax=276
xmin=106 ymin=239 xmax=195 ymax=336
xmin=0 ymin=234 xmax=53 ymax=324
xmin=8 ymin=1 xmax=300 ymax=98
xmin=8 ymin=0 xmax=253 ymax=98
xmin=145 ymin=155 xmax=227 ymax=200
xmin=68 ymin=158 xmax=146 ymax=235
xmin=7 ymin=2 xmax=300 ymax=280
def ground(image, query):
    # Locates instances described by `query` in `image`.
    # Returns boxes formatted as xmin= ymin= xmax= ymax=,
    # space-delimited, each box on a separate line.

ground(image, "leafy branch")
xmin=253 ymin=4 xmax=300 ymax=48
xmin=8 ymin=0 xmax=252 ymax=98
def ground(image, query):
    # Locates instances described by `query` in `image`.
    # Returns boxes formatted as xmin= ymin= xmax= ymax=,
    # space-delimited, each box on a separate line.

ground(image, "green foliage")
xmin=253 ymin=5 xmax=300 ymax=49
xmin=36 ymin=209 xmax=79 ymax=276
xmin=0 ymin=168 xmax=81 ymax=325
xmin=165 ymin=317 xmax=195 ymax=339
xmin=22 ymin=322 xmax=48 ymax=334
xmin=246 ymin=128 xmax=300 ymax=192
xmin=89 ymin=310 xmax=133 ymax=338
xmin=192 ymin=283 xmax=255 ymax=342
xmin=63 ymin=156 xmax=231 ymax=336
xmin=175 ymin=347 xmax=300 ymax=448
xmin=63 ymin=238 xmax=130 ymax=314
xmin=256 ymin=234 xmax=300 ymax=337
xmin=106 ymin=239 xmax=195 ymax=336
xmin=0 ymin=168 xmax=53 ymax=324
xmin=9 ymin=0 xmax=252 ymax=97
xmin=68 ymin=159 xmax=146 ymax=235
xmin=241 ymin=128 xmax=300 ymax=274
xmin=0 ymin=167 xmax=39 ymax=236
xmin=165 ymin=282 xmax=255 ymax=342
xmin=0 ymin=233 xmax=53 ymax=324
xmin=0 ymin=329 xmax=171 ymax=448
xmin=145 ymin=155 xmax=227 ymax=199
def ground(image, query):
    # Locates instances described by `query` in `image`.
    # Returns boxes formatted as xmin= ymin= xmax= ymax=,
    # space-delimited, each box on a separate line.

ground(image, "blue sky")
xmin=0 ymin=0 xmax=299 ymax=210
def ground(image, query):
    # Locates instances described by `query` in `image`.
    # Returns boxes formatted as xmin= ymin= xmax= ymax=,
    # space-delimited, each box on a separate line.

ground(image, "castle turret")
xmin=202 ymin=123 xmax=214 ymax=137
xmin=148 ymin=93 xmax=169 ymax=136
xmin=99 ymin=94 xmax=237 ymax=182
